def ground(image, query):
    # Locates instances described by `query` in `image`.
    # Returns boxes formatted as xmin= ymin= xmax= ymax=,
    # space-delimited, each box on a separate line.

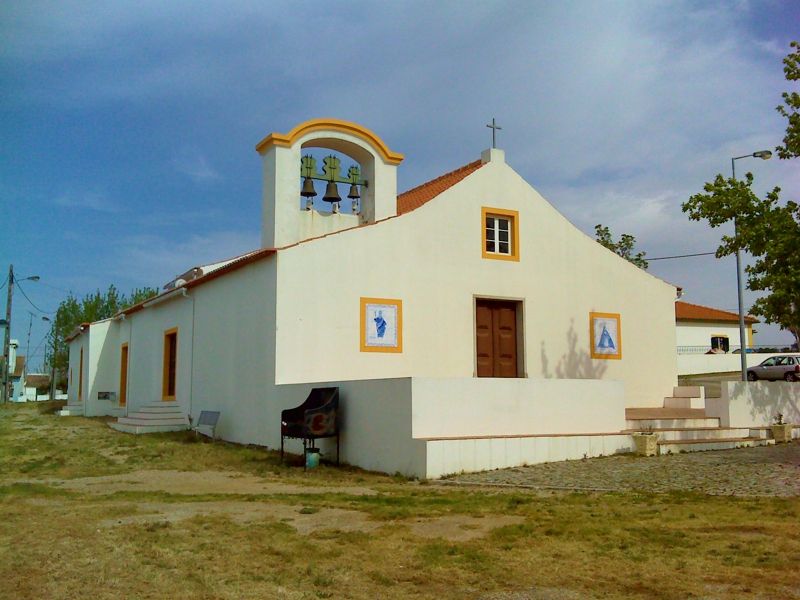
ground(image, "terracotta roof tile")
xmin=675 ymin=301 xmax=758 ymax=324
xmin=25 ymin=374 xmax=50 ymax=389
xmin=397 ymin=160 xmax=483 ymax=215
xmin=12 ymin=356 xmax=25 ymax=378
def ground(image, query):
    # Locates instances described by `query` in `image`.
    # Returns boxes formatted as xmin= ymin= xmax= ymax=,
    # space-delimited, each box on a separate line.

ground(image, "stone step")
xmin=58 ymin=405 xmax=84 ymax=417
xmin=123 ymin=411 xmax=184 ymax=420
xmin=623 ymin=427 xmax=752 ymax=441
xmin=626 ymin=418 xmax=720 ymax=429
xmin=663 ymin=396 xmax=705 ymax=410
xmin=672 ymin=386 xmax=704 ymax=399
xmin=117 ymin=416 xmax=187 ymax=427
xmin=626 ymin=407 xmax=707 ymax=420
xmin=136 ymin=404 xmax=183 ymax=414
xmin=109 ymin=421 xmax=188 ymax=434
xmin=658 ymin=437 xmax=775 ymax=455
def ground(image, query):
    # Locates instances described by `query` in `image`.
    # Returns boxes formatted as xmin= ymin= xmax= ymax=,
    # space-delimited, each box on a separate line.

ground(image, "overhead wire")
xmin=15 ymin=281 xmax=57 ymax=314
xmin=646 ymin=251 xmax=718 ymax=261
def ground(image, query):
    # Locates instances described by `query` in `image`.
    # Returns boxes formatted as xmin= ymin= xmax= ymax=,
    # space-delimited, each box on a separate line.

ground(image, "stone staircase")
xmin=109 ymin=403 xmax=188 ymax=434
xmin=625 ymin=386 xmax=775 ymax=455
xmin=58 ymin=403 xmax=84 ymax=416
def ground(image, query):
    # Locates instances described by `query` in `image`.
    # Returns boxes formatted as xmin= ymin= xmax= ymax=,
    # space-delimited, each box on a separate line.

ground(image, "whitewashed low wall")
xmin=705 ymin=381 xmax=800 ymax=428
xmin=410 ymin=377 xmax=627 ymax=438
xmin=267 ymin=378 xmax=427 ymax=477
xmin=266 ymin=376 xmax=631 ymax=479
xmin=677 ymin=353 xmax=779 ymax=376
xmin=426 ymin=434 xmax=632 ymax=479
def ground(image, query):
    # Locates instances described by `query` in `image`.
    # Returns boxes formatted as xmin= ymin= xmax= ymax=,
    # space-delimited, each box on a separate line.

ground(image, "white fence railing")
xmin=677 ymin=345 xmax=797 ymax=355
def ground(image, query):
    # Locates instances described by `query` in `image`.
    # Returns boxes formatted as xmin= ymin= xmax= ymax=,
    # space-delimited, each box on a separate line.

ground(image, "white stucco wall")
xmin=124 ymin=294 xmax=194 ymax=413
xmin=409 ymin=377 xmax=627 ymax=438
xmin=677 ymin=352 xmax=780 ymax=376
xmin=705 ymin=381 xmax=800 ymax=427
xmin=274 ymin=155 xmax=678 ymax=406
xmin=67 ymin=333 xmax=89 ymax=405
xmin=188 ymin=259 xmax=277 ymax=446
xmin=84 ymin=320 xmax=125 ymax=417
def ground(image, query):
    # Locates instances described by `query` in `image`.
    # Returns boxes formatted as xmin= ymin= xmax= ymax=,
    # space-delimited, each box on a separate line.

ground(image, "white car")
xmin=746 ymin=355 xmax=800 ymax=382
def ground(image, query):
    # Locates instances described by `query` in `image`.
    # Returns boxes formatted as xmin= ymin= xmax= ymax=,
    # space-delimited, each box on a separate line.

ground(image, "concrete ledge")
xmin=425 ymin=434 xmax=632 ymax=479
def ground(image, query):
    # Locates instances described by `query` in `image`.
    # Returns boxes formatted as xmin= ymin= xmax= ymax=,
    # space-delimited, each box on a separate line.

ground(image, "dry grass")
xmin=1 ymin=402 xmax=799 ymax=599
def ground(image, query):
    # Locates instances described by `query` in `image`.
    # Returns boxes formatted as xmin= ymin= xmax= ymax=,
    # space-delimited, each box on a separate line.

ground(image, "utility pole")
xmin=49 ymin=314 xmax=58 ymax=401
xmin=2 ymin=265 xmax=41 ymax=403
xmin=2 ymin=265 xmax=13 ymax=404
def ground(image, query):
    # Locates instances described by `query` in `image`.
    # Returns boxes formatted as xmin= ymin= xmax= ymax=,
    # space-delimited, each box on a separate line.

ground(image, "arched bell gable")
xmin=255 ymin=118 xmax=404 ymax=166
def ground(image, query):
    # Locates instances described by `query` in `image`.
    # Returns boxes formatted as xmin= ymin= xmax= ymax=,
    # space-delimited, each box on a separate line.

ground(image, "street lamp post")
xmin=48 ymin=314 xmax=58 ymax=402
xmin=731 ymin=150 xmax=772 ymax=381
xmin=24 ymin=313 xmax=50 ymax=382
xmin=2 ymin=265 xmax=41 ymax=404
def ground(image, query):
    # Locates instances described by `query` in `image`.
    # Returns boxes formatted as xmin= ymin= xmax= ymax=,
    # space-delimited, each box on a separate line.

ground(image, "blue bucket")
xmin=305 ymin=448 xmax=320 ymax=469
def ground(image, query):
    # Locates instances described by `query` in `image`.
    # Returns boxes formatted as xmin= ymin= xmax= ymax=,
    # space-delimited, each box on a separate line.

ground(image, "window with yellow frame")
xmin=481 ymin=207 xmax=519 ymax=261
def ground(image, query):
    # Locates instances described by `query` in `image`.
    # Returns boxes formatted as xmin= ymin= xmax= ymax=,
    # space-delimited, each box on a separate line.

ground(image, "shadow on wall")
xmin=730 ymin=381 xmax=800 ymax=425
xmin=540 ymin=319 xmax=607 ymax=380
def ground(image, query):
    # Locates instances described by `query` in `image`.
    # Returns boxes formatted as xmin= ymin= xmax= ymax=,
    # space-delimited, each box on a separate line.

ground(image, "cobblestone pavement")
xmin=442 ymin=441 xmax=800 ymax=497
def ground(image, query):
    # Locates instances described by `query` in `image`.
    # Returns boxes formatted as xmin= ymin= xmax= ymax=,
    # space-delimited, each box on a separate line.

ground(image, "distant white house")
xmin=675 ymin=301 xmax=758 ymax=354
xmin=64 ymin=118 xmax=710 ymax=477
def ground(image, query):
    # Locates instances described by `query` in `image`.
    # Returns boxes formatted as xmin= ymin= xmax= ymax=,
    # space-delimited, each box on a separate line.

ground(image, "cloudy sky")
xmin=1 ymin=0 xmax=798 ymax=367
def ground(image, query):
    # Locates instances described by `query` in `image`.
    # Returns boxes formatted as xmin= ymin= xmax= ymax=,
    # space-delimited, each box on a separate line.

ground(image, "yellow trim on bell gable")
xmin=161 ymin=327 xmax=178 ymax=401
xmin=481 ymin=206 xmax=520 ymax=262
xmin=360 ymin=297 xmax=403 ymax=353
xmin=590 ymin=312 xmax=622 ymax=360
xmin=255 ymin=118 xmax=405 ymax=165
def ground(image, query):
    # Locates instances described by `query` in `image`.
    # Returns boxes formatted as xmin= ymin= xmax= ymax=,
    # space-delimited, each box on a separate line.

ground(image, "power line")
xmin=15 ymin=281 xmax=56 ymax=314
xmin=647 ymin=251 xmax=717 ymax=261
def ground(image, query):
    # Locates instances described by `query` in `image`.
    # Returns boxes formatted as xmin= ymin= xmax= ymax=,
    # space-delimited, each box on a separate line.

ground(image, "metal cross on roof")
xmin=486 ymin=117 xmax=502 ymax=149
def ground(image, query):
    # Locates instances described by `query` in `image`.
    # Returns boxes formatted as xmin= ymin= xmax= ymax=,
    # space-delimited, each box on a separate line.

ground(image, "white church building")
xmin=65 ymin=118 xmax=793 ymax=478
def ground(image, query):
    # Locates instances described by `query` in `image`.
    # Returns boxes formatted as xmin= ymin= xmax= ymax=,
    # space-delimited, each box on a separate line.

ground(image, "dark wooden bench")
xmin=280 ymin=387 xmax=339 ymax=465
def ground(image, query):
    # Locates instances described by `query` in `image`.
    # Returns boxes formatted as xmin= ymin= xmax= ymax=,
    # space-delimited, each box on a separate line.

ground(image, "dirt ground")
xmin=2 ymin=403 xmax=799 ymax=600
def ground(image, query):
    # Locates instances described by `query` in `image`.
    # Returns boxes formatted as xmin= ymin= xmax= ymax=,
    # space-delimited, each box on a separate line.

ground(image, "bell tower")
xmin=255 ymin=118 xmax=404 ymax=248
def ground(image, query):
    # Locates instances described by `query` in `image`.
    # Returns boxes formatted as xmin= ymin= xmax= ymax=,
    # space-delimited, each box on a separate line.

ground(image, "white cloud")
xmin=173 ymin=150 xmax=221 ymax=183
xmin=108 ymin=230 xmax=260 ymax=289
xmin=3 ymin=0 xmax=797 ymax=347
xmin=54 ymin=191 xmax=119 ymax=212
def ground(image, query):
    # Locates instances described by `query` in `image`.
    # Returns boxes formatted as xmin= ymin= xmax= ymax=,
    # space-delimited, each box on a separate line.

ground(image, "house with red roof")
xmin=65 ymin=118 xmax=717 ymax=476
xmin=675 ymin=300 xmax=758 ymax=354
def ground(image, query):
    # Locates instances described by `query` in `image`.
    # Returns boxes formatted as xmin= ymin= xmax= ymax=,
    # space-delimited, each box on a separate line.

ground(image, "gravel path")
xmin=443 ymin=441 xmax=800 ymax=497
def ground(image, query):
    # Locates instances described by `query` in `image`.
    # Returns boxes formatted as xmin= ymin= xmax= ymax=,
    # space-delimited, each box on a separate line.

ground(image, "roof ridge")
xmin=397 ymin=159 xmax=482 ymax=199
xmin=675 ymin=300 xmax=758 ymax=323
xmin=396 ymin=159 xmax=484 ymax=216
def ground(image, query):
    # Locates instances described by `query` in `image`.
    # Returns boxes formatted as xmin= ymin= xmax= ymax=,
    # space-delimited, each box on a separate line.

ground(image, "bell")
xmin=301 ymin=177 xmax=317 ymax=198
xmin=323 ymin=181 xmax=341 ymax=203
xmin=347 ymin=183 xmax=360 ymax=199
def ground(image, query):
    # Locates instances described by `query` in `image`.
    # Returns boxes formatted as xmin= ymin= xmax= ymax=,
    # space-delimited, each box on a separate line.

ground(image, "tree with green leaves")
xmin=45 ymin=285 xmax=159 ymax=385
xmin=682 ymin=41 xmax=800 ymax=348
xmin=594 ymin=224 xmax=649 ymax=270
xmin=777 ymin=40 xmax=799 ymax=159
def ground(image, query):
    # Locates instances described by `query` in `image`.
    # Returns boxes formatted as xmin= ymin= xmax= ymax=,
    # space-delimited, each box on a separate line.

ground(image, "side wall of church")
xmin=273 ymin=156 xmax=678 ymax=406
xmin=187 ymin=257 xmax=278 ymax=446
xmin=117 ymin=295 xmax=195 ymax=413
xmin=84 ymin=319 xmax=125 ymax=417
xmin=67 ymin=333 xmax=89 ymax=405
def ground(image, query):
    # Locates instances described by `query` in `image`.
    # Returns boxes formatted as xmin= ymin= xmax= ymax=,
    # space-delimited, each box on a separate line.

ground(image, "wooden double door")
xmin=476 ymin=299 xmax=519 ymax=378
